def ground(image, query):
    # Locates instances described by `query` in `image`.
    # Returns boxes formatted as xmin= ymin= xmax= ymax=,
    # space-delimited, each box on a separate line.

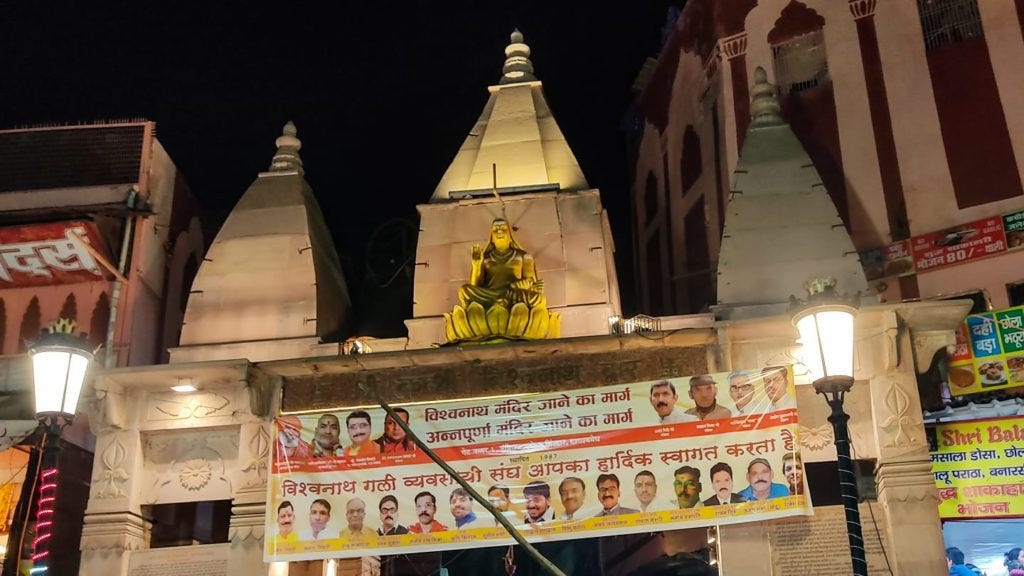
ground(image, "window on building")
xmin=680 ymin=126 xmax=702 ymax=194
xmin=918 ymin=0 xmax=984 ymax=52
xmin=684 ymin=200 xmax=713 ymax=312
xmin=772 ymin=29 xmax=829 ymax=94
xmin=939 ymin=289 xmax=989 ymax=314
xmin=143 ymin=500 xmax=231 ymax=548
xmin=1008 ymin=282 xmax=1024 ymax=307
xmin=645 ymin=234 xmax=666 ymax=316
xmin=644 ymin=172 xmax=659 ymax=226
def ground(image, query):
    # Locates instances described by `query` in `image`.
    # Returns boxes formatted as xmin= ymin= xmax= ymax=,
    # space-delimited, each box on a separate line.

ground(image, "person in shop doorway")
xmin=946 ymin=547 xmax=974 ymax=576
xmin=1007 ymin=548 xmax=1024 ymax=576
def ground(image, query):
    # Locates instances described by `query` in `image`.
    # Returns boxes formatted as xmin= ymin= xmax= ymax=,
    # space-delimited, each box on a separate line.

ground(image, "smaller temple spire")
xmin=270 ymin=121 xmax=304 ymax=174
xmin=500 ymin=28 xmax=537 ymax=85
xmin=750 ymin=67 xmax=783 ymax=127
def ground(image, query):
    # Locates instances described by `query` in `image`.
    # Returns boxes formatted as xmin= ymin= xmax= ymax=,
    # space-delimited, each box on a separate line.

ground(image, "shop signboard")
xmin=931 ymin=417 xmax=1024 ymax=519
xmin=265 ymin=367 xmax=811 ymax=562
xmin=1003 ymin=209 xmax=1024 ymax=250
xmin=910 ymin=216 xmax=1007 ymax=272
xmin=948 ymin=304 xmax=1024 ymax=395
xmin=861 ymin=240 xmax=914 ymax=281
xmin=0 ymin=221 xmax=111 ymax=287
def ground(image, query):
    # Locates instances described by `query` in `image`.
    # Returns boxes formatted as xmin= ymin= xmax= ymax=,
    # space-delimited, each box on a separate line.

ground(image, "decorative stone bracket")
xmin=245 ymin=366 xmax=279 ymax=417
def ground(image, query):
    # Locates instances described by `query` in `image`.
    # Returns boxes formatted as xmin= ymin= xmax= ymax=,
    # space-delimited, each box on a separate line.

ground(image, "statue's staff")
xmin=492 ymin=162 xmax=508 ymax=221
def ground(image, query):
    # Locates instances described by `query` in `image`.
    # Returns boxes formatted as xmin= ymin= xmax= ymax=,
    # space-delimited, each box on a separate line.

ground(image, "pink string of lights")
xmin=31 ymin=468 xmax=59 ymax=569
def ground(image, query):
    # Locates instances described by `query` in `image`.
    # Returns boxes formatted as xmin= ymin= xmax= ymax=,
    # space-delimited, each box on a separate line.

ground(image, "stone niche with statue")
xmin=445 ymin=217 xmax=560 ymax=343
xmin=409 ymin=191 xmax=622 ymax=349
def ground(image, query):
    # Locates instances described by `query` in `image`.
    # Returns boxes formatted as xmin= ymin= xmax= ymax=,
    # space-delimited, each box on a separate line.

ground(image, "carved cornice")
xmin=849 ymin=0 xmax=877 ymax=20
xmin=84 ymin=380 xmax=127 ymax=431
xmin=719 ymin=32 xmax=748 ymax=60
xmin=246 ymin=366 xmax=279 ymax=417
xmin=231 ymin=502 xmax=267 ymax=517
xmin=228 ymin=524 xmax=265 ymax=544
xmin=875 ymin=459 xmax=939 ymax=503
xmin=81 ymin=512 xmax=148 ymax=551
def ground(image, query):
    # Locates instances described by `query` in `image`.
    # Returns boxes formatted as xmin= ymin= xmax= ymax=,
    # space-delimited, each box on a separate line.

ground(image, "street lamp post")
xmin=790 ymin=278 xmax=866 ymax=576
xmin=27 ymin=319 xmax=93 ymax=575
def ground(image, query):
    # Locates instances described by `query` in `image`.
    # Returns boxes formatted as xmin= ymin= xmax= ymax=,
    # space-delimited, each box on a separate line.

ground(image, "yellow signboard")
xmin=931 ymin=417 xmax=1024 ymax=518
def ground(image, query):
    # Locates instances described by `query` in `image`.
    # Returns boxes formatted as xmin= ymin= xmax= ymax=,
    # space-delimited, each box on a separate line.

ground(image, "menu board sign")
xmin=911 ymin=217 xmax=1007 ymax=273
xmin=947 ymin=304 xmax=1024 ymax=395
xmin=1003 ymin=210 xmax=1024 ymax=250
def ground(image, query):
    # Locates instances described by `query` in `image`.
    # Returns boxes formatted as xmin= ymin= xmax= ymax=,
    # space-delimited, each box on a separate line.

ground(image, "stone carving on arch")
xmin=146 ymin=389 xmax=235 ymax=422
xmin=240 ymin=424 xmax=271 ymax=490
xmin=142 ymin=428 xmax=237 ymax=503
xmin=799 ymin=423 xmax=834 ymax=451
xmin=93 ymin=435 xmax=130 ymax=499
xmin=880 ymin=378 xmax=924 ymax=449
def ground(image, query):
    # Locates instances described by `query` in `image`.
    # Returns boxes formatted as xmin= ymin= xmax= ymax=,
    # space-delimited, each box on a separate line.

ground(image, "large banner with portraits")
xmin=265 ymin=366 xmax=812 ymax=561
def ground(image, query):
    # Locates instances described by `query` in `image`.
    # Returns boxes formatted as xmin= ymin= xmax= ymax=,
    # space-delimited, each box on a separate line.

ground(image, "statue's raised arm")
xmin=445 ymin=218 xmax=559 ymax=343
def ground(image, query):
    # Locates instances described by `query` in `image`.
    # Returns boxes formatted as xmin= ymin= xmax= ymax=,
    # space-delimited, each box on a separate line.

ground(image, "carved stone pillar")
xmin=848 ymin=0 xmax=910 ymax=240
xmin=230 ymin=501 xmax=269 ymax=576
xmin=867 ymin=303 xmax=967 ymax=576
xmin=79 ymin=428 xmax=147 ymax=576
xmin=230 ymin=422 xmax=272 ymax=576
xmin=719 ymin=32 xmax=750 ymax=150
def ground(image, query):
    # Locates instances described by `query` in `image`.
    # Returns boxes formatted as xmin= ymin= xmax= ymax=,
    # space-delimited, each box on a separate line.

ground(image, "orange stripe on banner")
xmin=272 ymin=409 xmax=798 ymax=475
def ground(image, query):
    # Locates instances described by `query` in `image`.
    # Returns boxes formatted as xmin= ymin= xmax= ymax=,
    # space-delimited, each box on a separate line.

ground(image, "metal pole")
xmin=30 ymin=417 xmax=62 ymax=575
xmin=357 ymin=382 xmax=568 ymax=576
xmin=823 ymin=392 xmax=867 ymax=576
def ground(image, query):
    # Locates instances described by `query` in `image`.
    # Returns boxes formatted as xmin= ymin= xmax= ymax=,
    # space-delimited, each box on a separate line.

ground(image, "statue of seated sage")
xmin=444 ymin=218 xmax=560 ymax=343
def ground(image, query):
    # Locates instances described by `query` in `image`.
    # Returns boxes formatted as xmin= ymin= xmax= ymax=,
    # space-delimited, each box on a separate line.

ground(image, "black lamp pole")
xmin=792 ymin=278 xmax=864 ymax=576
xmin=25 ymin=320 xmax=92 ymax=575
xmin=814 ymin=375 xmax=867 ymax=576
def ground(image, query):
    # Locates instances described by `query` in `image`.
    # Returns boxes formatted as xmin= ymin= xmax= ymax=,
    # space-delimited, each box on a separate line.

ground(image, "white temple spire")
xmin=500 ymin=28 xmax=537 ymax=85
xmin=431 ymin=29 xmax=588 ymax=200
xmin=270 ymin=121 xmax=304 ymax=174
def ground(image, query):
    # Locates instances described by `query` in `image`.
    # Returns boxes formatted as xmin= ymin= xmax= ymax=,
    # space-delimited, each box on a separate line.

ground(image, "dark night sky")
xmin=2 ymin=1 xmax=680 ymax=329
